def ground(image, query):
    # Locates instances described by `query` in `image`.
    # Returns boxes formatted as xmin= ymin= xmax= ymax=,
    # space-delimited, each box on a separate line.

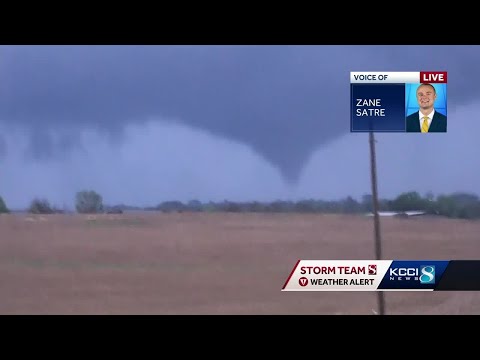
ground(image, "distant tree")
xmin=75 ymin=190 xmax=104 ymax=214
xmin=269 ymin=200 xmax=293 ymax=213
xmin=378 ymin=198 xmax=393 ymax=211
xmin=361 ymin=194 xmax=373 ymax=212
xmin=157 ymin=201 xmax=185 ymax=213
xmin=244 ymin=201 xmax=267 ymax=212
xmin=425 ymin=191 xmax=435 ymax=202
xmin=294 ymin=200 xmax=317 ymax=213
xmin=390 ymin=191 xmax=428 ymax=211
xmin=105 ymin=205 xmax=123 ymax=214
xmin=221 ymin=201 xmax=242 ymax=212
xmin=29 ymin=198 xmax=55 ymax=214
xmin=187 ymin=200 xmax=203 ymax=212
xmin=0 ymin=196 xmax=9 ymax=214
xmin=202 ymin=202 xmax=218 ymax=212
xmin=449 ymin=192 xmax=479 ymax=204
xmin=341 ymin=196 xmax=360 ymax=213
xmin=435 ymin=192 xmax=480 ymax=219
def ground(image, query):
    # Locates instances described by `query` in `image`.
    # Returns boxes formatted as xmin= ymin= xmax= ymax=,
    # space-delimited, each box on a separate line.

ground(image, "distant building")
xmin=365 ymin=211 xmax=427 ymax=217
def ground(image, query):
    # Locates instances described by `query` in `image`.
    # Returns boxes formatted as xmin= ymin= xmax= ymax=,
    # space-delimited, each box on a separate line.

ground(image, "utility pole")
xmin=369 ymin=131 xmax=385 ymax=315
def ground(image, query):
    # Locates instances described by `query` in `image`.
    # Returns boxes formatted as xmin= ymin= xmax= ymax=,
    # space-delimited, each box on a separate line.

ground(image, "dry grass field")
xmin=1 ymin=212 xmax=479 ymax=315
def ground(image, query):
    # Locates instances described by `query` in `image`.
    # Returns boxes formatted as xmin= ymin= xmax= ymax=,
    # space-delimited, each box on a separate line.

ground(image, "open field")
xmin=1 ymin=212 xmax=479 ymax=315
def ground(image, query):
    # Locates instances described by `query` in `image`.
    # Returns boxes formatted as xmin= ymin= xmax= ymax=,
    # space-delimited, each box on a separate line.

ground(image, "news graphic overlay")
xmin=350 ymin=71 xmax=447 ymax=132
xmin=282 ymin=260 xmax=480 ymax=291
xmin=282 ymin=260 xmax=391 ymax=291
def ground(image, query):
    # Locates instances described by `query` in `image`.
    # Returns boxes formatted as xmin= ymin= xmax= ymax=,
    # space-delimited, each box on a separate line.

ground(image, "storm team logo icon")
xmin=299 ymin=277 xmax=308 ymax=287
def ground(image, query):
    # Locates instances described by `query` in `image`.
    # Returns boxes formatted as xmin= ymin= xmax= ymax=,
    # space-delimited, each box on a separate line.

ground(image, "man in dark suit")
xmin=406 ymin=83 xmax=447 ymax=132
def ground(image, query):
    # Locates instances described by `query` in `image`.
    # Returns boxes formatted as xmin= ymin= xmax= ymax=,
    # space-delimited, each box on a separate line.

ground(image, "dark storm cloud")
xmin=1 ymin=45 xmax=479 ymax=183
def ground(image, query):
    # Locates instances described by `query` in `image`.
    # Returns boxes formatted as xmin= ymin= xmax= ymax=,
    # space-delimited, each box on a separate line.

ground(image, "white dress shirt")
xmin=419 ymin=109 xmax=435 ymax=129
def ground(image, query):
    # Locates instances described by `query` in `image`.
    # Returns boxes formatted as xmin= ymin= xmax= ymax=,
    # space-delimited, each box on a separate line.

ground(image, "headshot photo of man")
xmin=406 ymin=83 xmax=447 ymax=133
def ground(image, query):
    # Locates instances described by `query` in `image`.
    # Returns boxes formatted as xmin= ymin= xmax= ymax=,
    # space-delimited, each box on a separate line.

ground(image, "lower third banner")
xmin=281 ymin=260 xmax=480 ymax=291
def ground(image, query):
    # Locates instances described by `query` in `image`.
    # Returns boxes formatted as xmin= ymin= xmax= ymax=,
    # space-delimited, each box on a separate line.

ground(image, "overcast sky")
xmin=1 ymin=45 xmax=479 ymax=209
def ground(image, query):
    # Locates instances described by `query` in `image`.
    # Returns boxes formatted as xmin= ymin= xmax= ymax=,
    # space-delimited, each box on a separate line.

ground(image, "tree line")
xmin=0 ymin=191 xmax=105 ymax=215
xmin=1 ymin=190 xmax=480 ymax=219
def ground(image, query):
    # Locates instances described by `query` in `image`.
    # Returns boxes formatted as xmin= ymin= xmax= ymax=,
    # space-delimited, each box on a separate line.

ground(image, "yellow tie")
xmin=421 ymin=116 xmax=429 ymax=133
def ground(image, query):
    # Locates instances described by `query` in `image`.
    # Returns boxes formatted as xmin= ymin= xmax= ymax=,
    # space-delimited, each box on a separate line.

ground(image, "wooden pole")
xmin=369 ymin=131 xmax=385 ymax=315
